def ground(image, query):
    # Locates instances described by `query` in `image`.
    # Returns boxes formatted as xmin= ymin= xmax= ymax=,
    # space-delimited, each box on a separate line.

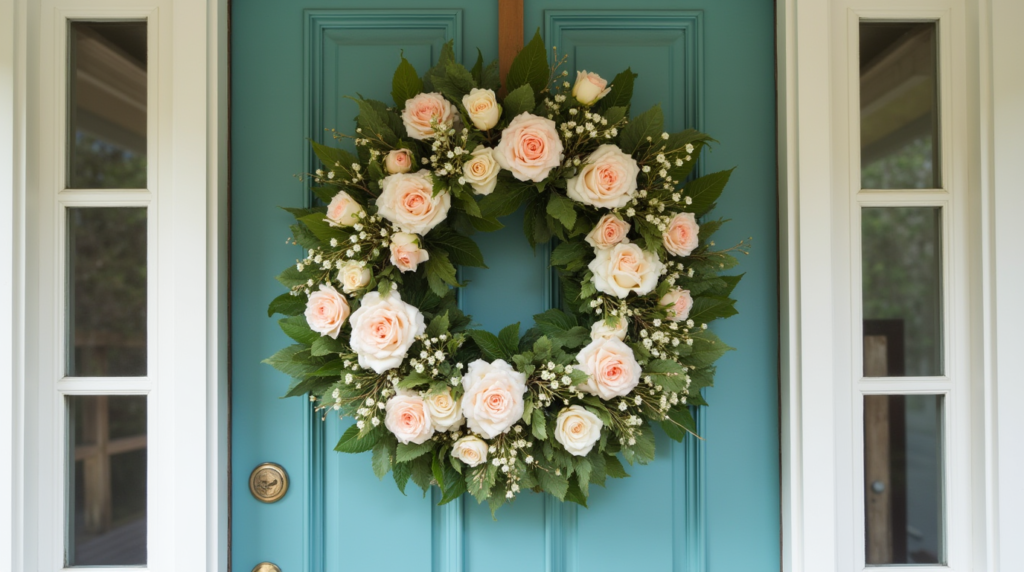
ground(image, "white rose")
xmin=660 ymin=288 xmax=693 ymax=322
xmin=462 ymin=88 xmax=501 ymax=131
xmin=451 ymin=435 xmax=488 ymax=467
xmin=554 ymin=405 xmax=603 ymax=456
xmin=590 ymin=317 xmax=628 ymax=341
xmin=461 ymin=359 xmax=528 ymax=438
xmin=585 ymin=213 xmax=631 ymax=249
xmin=588 ymin=243 xmax=664 ymax=298
xmin=461 ymin=146 xmax=500 ymax=195
xmin=385 ymin=149 xmax=414 ymax=174
xmin=337 ymin=260 xmax=371 ymax=294
xmin=566 ymin=144 xmax=640 ymax=209
xmin=304 ymin=283 xmax=349 ymax=339
xmin=571 ymin=70 xmax=611 ymax=106
xmin=385 ymin=391 xmax=435 ymax=445
xmin=376 ymin=170 xmax=451 ymax=235
xmin=663 ymin=212 xmax=700 ymax=257
xmin=401 ymin=92 xmax=456 ymax=140
xmin=324 ymin=191 xmax=365 ymax=227
xmin=389 ymin=232 xmax=430 ymax=273
xmin=425 ymin=388 xmax=464 ymax=432
xmin=494 ymin=113 xmax=565 ymax=183
xmin=348 ymin=290 xmax=426 ymax=374
xmin=576 ymin=337 xmax=641 ymax=400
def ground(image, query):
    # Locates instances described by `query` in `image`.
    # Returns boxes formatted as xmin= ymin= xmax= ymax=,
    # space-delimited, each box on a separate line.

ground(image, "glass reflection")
xmin=68 ymin=21 xmax=147 ymax=189
xmin=860 ymin=22 xmax=940 ymax=189
xmin=67 ymin=395 xmax=147 ymax=566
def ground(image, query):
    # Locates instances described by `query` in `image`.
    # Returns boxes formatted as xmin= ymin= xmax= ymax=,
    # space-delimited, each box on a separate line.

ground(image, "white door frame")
xmin=2 ymin=0 xmax=1022 ymax=569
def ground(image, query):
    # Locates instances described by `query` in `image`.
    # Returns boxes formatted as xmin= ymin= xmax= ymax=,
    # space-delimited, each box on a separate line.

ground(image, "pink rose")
xmin=337 ymin=260 xmax=371 ymax=294
xmin=462 ymin=88 xmax=501 ymax=131
xmin=494 ymin=113 xmax=564 ymax=182
xmin=451 ymin=435 xmax=488 ymax=467
xmin=588 ymin=242 xmax=665 ymax=298
xmin=389 ymin=232 xmax=430 ymax=273
xmin=461 ymin=359 xmax=528 ymax=438
xmin=663 ymin=212 xmax=700 ymax=257
xmin=304 ymin=283 xmax=350 ymax=339
xmin=348 ymin=290 xmax=425 ymax=374
xmin=566 ymin=144 xmax=640 ymax=208
xmin=572 ymin=70 xmax=611 ymax=105
xmin=554 ymin=405 xmax=603 ymax=456
xmin=385 ymin=149 xmax=414 ymax=174
xmin=376 ymin=170 xmax=451 ymax=235
xmin=324 ymin=191 xmax=365 ymax=227
xmin=401 ymin=92 xmax=456 ymax=140
xmin=385 ymin=391 xmax=435 ymax=445
xmin=585 ymin=213 xmax=631 ymax=249
xmin=660 ymin=288 xmax=693 ymax=322
xmin=576 ymin=337 xmax=641 ymax=400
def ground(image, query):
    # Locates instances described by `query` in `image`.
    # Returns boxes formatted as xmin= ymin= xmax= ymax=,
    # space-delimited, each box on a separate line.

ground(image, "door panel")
xmin=233 ymin=1 xmax=778 ymax=571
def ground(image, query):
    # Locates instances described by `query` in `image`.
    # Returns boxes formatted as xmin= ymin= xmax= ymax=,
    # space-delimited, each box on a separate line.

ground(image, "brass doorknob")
xmin=252 ymin=563 xmax=281 ymax=572
xmin=249 ymin=462 xmax=289 ymax=503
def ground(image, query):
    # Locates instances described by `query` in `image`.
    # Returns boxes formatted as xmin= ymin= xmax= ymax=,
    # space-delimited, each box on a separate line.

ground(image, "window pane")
xmin=68 ymin=21 xmax=147 ymax=189
xmin=67 ymin=208 xmax=147 ymax=376
xmin=862 ymin=207 xmax=943 ymax=377
xmin=860 ymin=22 xmax=940 ymax=189
xmin=67 ymin=395 xmax=147 ymax=566
xmin=864 ymin=394 xmax=944 ymax=565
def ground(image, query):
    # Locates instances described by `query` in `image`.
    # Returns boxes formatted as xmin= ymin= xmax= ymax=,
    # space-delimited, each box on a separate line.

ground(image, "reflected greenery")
xmin=70 ymin=133 xmax=147 ymax=189
xmin=862 ymin=136 xmax=935 ymax=190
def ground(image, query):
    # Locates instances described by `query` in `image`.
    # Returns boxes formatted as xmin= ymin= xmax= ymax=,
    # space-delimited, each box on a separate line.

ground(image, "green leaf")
xmin=334 ymin=424 xmax=382 ymax=453
xmin=505 ymin=29 xmax=549 ymax=95
xmin=546 ymin=192 xmax=577 ymax=229
xmin=422 ymin=41 xmax=457 ymax=91
xmin=468 ymin=329 xmax=507 ymax=361
xmin=502 ymin=84 xmax=535 ymax=119
xmin=298 ymin=212 xmax=348 ymax=243
xmin=467 ymin=464 xmax=498 ymax=503
xmin=426 ymin=311 xmax=450 ymax=338
xmin=396 ymin=440 xmax=436 ymax=463
xmin=471 ymin=48 xmax=484 ymax=84
xmin=645 ymin=359 xmax=688 ymax=392
xmin=618 ymin=104 xmax=664 ymax=154
xmin=310 ymin=335 xmax=343 ymax=357
xmin=431 ymin=453 xmax=445 ymax=490
xmin=597 ymin=68 xmax=637 ymax=112
xmin=310 ymin=139 xmax=358 ymax=172
xmin=392 ymin=55 xmax=424 ymax=107
xmin=498 ymin=322 xmax=520 ymax=358
xmin=350 ymin=97 xmax=399 ymax=146
xmin=372 ymin=439 xmax=392 ymax=478
xmin=393 ymin=462 xmax=412 ymax=494
xmin=601 ymin=106 xmax=627 ymax=128
xmin=524 ymin=197 xmax=552 ymax=248
xmin=425 ymin=251 xmax=459 ymax=298
xmin=283 ymin=376 xmax=326 ymax=398
xmin=479 ymin=179 xmax=535 ymax=218
xmin=686 ymin=168 xmax=735 ymax=217
xmin=605 ymin=454 xmax=630 ymax=478
xmin=550 ymin=240 xmax=588 ymax=267
xmin=432 ymin=60 xmax=476 ymax=102
xmin=532 ymin=409 xmax=547 ymax=440
xmin=396 ymin=370 xmax=433 ymax=390
xmin=268 ymin=292 xmax=306 ymax=317
xmin=263 ymin=344 xmax=316 ymax=378
xmin=688 ymin=295 xmax=738 ymax=324
xmin=410 ymin=456 xmax=434 ymax=494
xmin=537 ymin=465 xmax=569 ymax=500
xmin=661 ymin=407 xmax=698 ymax=442
xmin=470 ymin=215 xmax=504 ymax=232
xmin=439 ymin=471 xmax=467 ymax=504
xmin=686 ymin=331 xmax=734 ymax=368
xmin=534 ymin=308 xmax=578 ymax=331
xmin=427 ymin=230 xmax=486 ymax=268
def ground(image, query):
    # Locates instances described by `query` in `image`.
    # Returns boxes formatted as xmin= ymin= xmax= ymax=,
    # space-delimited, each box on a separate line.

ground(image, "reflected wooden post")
xmin=80 ymin=396 xmax=112 ymax=533
xmin=864 ymin=394 xmax=893 ymax=564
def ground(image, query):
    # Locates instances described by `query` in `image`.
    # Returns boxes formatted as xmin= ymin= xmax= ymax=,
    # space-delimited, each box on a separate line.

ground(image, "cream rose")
xmin=324 ymin=191 xmax=365 ymax=227
xmin=663 ymin=212 xmax=700 ymax=257
xmin=588 ymin=243 xmax=665 ymax=298
xmin=376 ymin=170 xmax=451 ymax=235
xmin=461 ymin=359 xmax=528 ymax=438
xmin=462 ymin=88 xmax=501 ymax=131
xmin=494 ymin=113 xmax=564 ymax=183
xmin=425 ymin=388 xmax=464 ymax=432
xmin=385 ymin=391 xmax=435 ymax=445
xmin=304 ymin=283 xmax=350 ymax=339
xmin=590 ymin=317 xmax=628 ymax=341
xmin=566 ymin=144 xmax=640 ymax=209
xmin=336 ymin=260 xmax=371 ymax=294
xmin=571 ymin=70 xmax=611 ymax=106
xmin=554 ymin=405 xmax=603 ymax=456
xmin=585 ymin=213 xmax=631 ymax=249
xmin=389 ymin=232 xmax=430 ymax=273
xmin=660 ymin=288 xmax=693 ymax=322
xmin=576 ymin=337 xmax=641 ymax=400
xmin=385 ymin=149 xmax=414 ymax=174
xmin=451 ymin=435 xmax=488 ymax=467
xmin=462 ymin=146 xmax=500 ymax=195
xmin=401 ymin=92 xmax=456 ymax=140
xmin=348 ymin=290 xmax=426 ymax=374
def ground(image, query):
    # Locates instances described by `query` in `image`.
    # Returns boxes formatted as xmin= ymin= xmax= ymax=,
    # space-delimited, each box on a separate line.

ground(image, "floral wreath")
xmin=266 ymin=32 xmax=746 ymax=512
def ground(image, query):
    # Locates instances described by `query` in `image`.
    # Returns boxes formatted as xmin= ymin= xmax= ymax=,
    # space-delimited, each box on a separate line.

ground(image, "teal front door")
xmin=232 ymin=2 xmax=778 ymax=571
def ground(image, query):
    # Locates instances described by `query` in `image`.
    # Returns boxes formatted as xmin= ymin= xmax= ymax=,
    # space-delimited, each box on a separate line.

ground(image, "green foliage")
xmin=391 ymin=54 xmax=424 ymax=107
xmin=502 ymin=84 xmax=535 ymax=119
xmin=505 ymin=30 xmax=549 ymax=96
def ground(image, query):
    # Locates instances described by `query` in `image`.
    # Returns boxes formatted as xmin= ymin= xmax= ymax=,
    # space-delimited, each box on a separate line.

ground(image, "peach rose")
xmin=663 ymin=212 xmax=700 ymax=257
xmin=494 ymin=113 xmax=564 ymax=183
xmin=571 ymin=70 xmax=611 ymax=106
xmin=336 ymin=260 xmax=371 ymax=294
xmin=461 ymin=145 xmax=499 ymax=195
xmin=304 ymin=283 xmax=350 ymax=339
xmin=385 ymin=149 xmax=414 ymax=174
xmin=385 ymin=391 xmax=435 ymax=445
xmin=425 ymin=388 xmax=464 ymax=432
xmin=585 ymin=213 xmax=631 ymax=249
xmin=461 ymin=359 xmax=528 ymax=438
xmin=566 ymin=144 xmax=640 ymax=209
xmin=324 ymin=191 xmax=365 ymax=227
xmin=588 ymin=242 xmax=665 ymax=298
xmin=348 ymin=290 xmax=425 ymax=374
xmin=554 ymin=405 xmax=603 ymax=456
xmin=451 ymin=435 xmax=488 ymax=467
xmin=576 ymin=337 xmax=641 ymax=400
xmin=462 ymin=88 xmax=501 ymax=131
xmin=590 ymin=317 xmax=628 ymax=341
xmin=389 ymin=232 xmax=429 ymax=273
xmin=660 ymin=288 xmax=693 ymax=322
xmin=376 ymin=170 xmax=451 ymax=235
xmin=401 ymin=92 xmax=456 ymax=140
